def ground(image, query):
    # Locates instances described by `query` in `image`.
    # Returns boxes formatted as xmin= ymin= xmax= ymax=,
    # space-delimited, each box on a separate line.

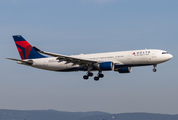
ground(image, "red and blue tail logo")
xmin=13 ymin=35 xmax=46 ymax=60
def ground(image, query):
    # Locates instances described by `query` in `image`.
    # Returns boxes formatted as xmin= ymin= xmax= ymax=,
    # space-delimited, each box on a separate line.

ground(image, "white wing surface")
xmin=34 ymin=47 xmax=99 ymax=66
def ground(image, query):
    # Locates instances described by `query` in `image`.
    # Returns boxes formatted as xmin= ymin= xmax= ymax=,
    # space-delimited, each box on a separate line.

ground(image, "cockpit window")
xmin=162 ymin=52 xmax=168 ymax=54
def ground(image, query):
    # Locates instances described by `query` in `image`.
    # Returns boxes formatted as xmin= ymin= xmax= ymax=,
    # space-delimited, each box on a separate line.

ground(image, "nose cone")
xmin=167 ymin=54 xmax=173 ymax=60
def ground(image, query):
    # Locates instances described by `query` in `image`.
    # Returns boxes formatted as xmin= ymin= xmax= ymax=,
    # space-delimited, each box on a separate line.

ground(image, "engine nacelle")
xmin=118 ymin=67 xmax=132 ymax=73
xmin=99 ymin=62 xmax=114 ymax=71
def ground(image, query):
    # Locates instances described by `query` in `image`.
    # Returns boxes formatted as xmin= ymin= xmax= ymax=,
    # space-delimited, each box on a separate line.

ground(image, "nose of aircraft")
xmin=168 ymin=54 xmax=173 ymax=60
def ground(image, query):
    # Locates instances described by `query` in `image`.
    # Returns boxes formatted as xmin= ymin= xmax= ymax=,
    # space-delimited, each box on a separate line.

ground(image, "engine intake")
xmin=99 ymin=62 xmax=114 ymax=71
xmin=118 ymin=67 xmax=132 ymax=73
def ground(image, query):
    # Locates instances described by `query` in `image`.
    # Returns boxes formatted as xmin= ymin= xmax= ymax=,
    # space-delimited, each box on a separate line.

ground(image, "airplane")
xmin=7 ymin=35 xmax=173 ymax=81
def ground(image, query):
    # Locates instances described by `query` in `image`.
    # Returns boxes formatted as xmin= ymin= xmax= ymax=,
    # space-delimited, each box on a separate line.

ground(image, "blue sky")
xmin=0 ymin=0 xmax=178 ymax=114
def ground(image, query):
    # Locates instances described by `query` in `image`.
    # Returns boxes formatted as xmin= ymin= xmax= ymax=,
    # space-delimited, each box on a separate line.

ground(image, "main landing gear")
xmin=83 ymin=72 xmax=93 ymax=80
xmin=94 ymin=71 xmax=104 ymax=81
xmin=83 ymin=71 xmax=104 ymax=81
xmin=153 ymin=64 xmax=157 ymax=72
xmin=83 ymin=65 xmax=94 ymax=80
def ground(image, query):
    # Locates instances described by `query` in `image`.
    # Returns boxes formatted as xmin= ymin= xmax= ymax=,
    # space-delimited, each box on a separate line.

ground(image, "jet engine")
xmin=118 ymin=67 xmax=132 ymax=73
xmin=98 ymin=62 xmax=114 ymax=70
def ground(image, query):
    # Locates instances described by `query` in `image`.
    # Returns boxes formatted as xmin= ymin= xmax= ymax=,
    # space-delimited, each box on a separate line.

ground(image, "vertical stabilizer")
xmin=13 ymin=35 xmax=46 ymax=60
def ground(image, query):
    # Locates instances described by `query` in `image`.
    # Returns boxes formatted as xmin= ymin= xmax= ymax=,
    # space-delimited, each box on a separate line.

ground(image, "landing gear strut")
xmin=94 ymin=71 xmax=104 ymax=81
xmin=153 ymin=64 xmax=157 ymax=72
xmin=83 ymin=65 xmax=93 ymax=80
xmin=83 ymin=64 xmax=105 ymax=81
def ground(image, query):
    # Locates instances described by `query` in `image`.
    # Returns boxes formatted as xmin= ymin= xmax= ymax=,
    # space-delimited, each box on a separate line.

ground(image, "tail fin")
xmin=13 ymin=35 xmax=46 ymax=60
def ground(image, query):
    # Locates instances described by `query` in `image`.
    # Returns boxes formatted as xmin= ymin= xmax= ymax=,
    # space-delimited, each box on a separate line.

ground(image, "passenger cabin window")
xmin=162 ymin=52 xmax=168 ymax=54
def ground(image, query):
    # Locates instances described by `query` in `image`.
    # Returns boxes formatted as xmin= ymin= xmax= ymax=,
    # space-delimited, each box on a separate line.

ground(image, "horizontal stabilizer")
xmin=7 ymin=58 xmax=33 ymax=65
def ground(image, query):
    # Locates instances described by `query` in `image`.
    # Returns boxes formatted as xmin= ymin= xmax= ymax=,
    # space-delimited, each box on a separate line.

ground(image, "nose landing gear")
xmin=153 ymin=64 xmax=157 ymax=72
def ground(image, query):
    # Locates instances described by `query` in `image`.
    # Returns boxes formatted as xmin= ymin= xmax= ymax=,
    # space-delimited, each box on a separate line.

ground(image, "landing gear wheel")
xmin=153 ymin=68 xmax=157 ymax=72
xmin=98 ymin=74 xmax=104 ymax=78
xmin=153 ymin=64 xmax=157 ymax=72
xmin=83 ymin=75 xmax=89 ymax=80
xmin=94 ymin=77 xmax=99 ymax=81
xmin=88 ymin=72 xmax=93 ymax=77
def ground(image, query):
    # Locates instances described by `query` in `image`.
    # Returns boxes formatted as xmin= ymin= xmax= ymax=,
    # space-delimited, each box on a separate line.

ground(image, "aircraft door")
xmin=152 ymin=51 xmax=157 ymax=58
xmin=127 ymin=52 xmax=134 ymax=64
xmin=148 ymin=51 xmax=157 ymax=63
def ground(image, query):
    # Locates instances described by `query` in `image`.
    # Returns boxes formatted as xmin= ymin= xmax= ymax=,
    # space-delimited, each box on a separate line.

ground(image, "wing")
xmin=33 ymin=47 xmax=99 ymax=67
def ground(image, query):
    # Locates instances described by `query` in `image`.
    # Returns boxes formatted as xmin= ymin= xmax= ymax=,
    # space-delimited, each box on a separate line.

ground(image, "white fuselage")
xmin=20 ymin=49 xmax=173 ymax=72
